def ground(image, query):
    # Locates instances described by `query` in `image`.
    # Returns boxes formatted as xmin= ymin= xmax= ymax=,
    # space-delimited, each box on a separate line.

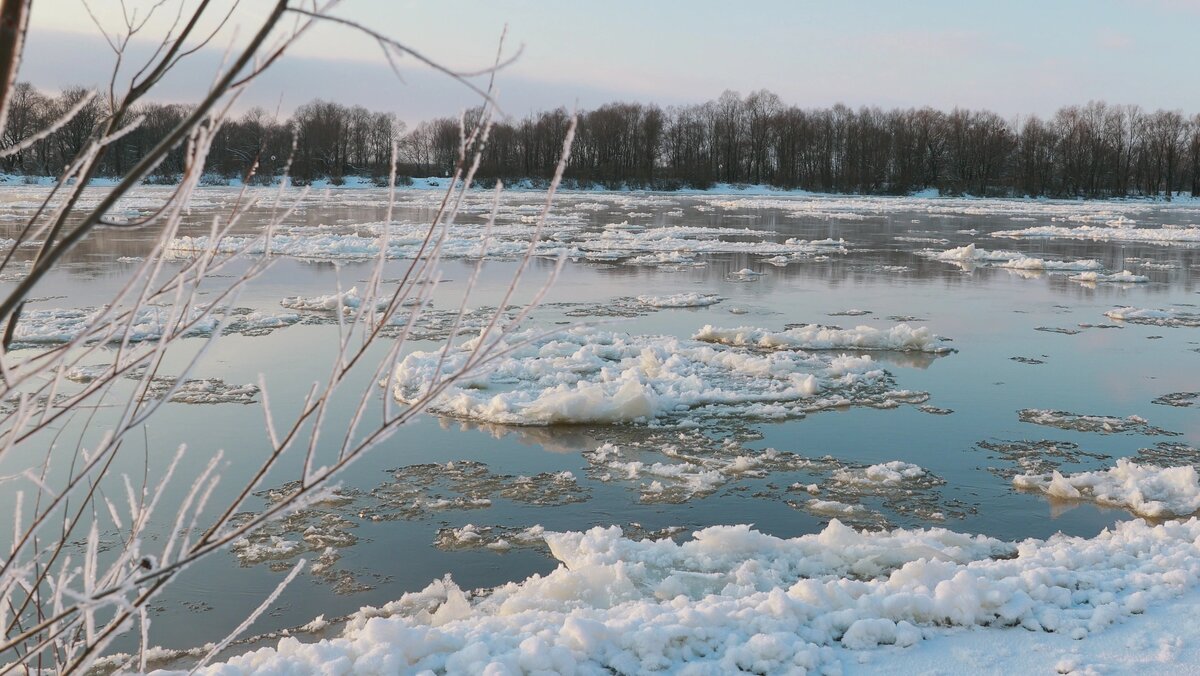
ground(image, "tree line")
xmin=4 ymin=83 xmax=1200 ymax=197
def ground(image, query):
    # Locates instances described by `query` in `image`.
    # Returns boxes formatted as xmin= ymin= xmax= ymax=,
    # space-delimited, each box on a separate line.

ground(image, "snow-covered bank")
xmin=151 ymin=517 xmax=1200 ymax=675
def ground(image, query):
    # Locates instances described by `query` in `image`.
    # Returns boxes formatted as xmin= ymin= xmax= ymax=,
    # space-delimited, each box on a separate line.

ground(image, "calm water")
xmin=1 ymin=186 xmax=1198 ymax=653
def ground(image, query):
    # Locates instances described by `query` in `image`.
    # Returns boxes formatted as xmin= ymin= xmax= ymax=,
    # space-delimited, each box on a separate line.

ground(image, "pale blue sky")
xmin=21 ymin=0 xmax=1200 ymax=122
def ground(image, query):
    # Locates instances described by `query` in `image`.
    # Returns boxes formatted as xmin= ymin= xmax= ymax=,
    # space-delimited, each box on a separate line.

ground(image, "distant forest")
xmin=4 ymin=83 xmax=1200 ymax=197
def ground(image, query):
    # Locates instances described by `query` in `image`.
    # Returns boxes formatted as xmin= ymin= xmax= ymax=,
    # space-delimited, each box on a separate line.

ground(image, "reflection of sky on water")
xmin=1 ymin=186 xmax=1198 ymax=651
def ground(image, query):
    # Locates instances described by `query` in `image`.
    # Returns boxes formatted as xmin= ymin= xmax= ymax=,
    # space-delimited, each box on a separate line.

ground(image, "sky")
xmin=19 ymin=0 xmax=1200 ymax=124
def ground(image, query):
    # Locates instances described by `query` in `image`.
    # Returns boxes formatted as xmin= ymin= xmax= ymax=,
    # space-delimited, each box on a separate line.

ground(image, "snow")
xmin=1014 ymin=459 xmax=1200 ymax=518
xmin=635 ymin=293 xmax=722 ymax=308
xmin=390 ymin=325 xmax=938 ymax=425
xmin=693 ymin=323 xmax=952 ymax=353
xmin=162 ymin=517 xmax=1200 ymax=675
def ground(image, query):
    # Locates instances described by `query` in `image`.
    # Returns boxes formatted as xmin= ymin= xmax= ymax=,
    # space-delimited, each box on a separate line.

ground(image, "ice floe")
xmin=693 ymin=323 xmax=952 ymax=353
xmin=994 ymin=223 xmax=1200 ymax=245
xmin=832 ymin=461 xmax=927 ymax=486
xmin=167 ymin=220 xmax=847 ymax=270
xmin=1014 ymin=459 xmax=1200 ymax=518
xmin=1104 ymin=307 xmax=1200 ymax=327
xmin=1070 ymin=270 xmax=1149 ymax=284
xmin=1017 ymin=409 xmax=1178 ymax=436
xmin=391 ymin=325 xmax=945 ymax=425
xmin=976 ymin=439 xmax=1111 ymax=480
xmin=1153 ymin=392 xmax=1199 ymax=408
xmin=922 ymin=244 xmax=1102 ymax=272
xmin=10 ymin=306 xmax=218 ymax=346
xmin=635 ymin=292 xmax=722 ymax=308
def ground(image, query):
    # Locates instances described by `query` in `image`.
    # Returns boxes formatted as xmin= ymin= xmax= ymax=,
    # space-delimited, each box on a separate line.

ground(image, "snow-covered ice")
xmin=635 ymin=292 xmax=722 ymax=308
xmin=1104 ymin=307 xmax=1200 ymax=327
xmin=995 ymin=222 xmax=1200 ymax=245
xmin=10 ymin=306 xmax=218 ymax=345
xmin=391 ymin=325 xmax=943 ymax=425
xmin=1014 ymin=459 xmax=1200 ymax=518
xmin=923 ymin=243 xmax=1103 ymax=272
xmin=1070 ymin=270 xmax=1150 ymax=284
xmin=159 ymin=517 xmax=1200 ymax=675
xmin=693 ymin=323 xmax=952 ymax=353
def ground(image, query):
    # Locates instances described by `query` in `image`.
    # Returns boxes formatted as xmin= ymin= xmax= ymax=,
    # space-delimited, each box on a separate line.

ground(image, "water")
xmin=1 ymin=186 xmax=1198 ymax=655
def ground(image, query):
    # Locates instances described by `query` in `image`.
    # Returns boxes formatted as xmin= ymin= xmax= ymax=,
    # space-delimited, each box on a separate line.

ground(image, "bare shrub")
xmin=0 ymin=2 xmax=571 ymax=672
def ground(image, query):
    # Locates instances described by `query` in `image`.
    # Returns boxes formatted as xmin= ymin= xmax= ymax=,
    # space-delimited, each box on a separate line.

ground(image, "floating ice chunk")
xmin=694 ymin=323 xmax=952 ymax=353
xmin=391 ymin=326 xmax=935 ymax=425
xmin=924 ymin=244 xmax=1102 ymax=271
xmin=635 ymin=293 xmax=722 ymax=308
xmin=435 ymin=524 xmax=549 ymax=552
xmin=929 ymin=243 xmax=1025 ymax=263
xmin=163 ymin=378 xmax=260 ymax=405
xmin=833 ymin=461 xmax=927 ymax=486
xmin=168 ymin=219 xmax=846 ymax=269
xmin=230 ymin=536 xmax=304 ymax=564
xmin=1070 ymin=270 xmax=1149 ymax=284
xmin=66 ymin=364 xmax=110 ymax=383
xmin=231 ymin=311 xmax=301 ymax=334
xmin=727 ymin=268 xmax=765 ymax=280
xmin=805 ymin=499 xmax=870 ymax=516
xmin=585 ymin=441 xmax=818 ymax=503
xmin=624 ymin=251 xmax=703 ymax=267
xmin=996 ymin=256 xmax=1103 ymax=271
xmin=11 ymin=306 xmax=217 ymax=345
xmin=1014 ymin=459 xmax=1200 ymax=517
xmin=995 ymin=223 xmax=1200 ymax=245
xmin=1104 ymin=307 xmax=1200 ymax=327
xmin=1017 ymin=409 xmax=1177 ymax=436
xmin=1153 ymin=392 xmax=1200 ymax=408
xmin=281 ymin=286 xmax=384 ymax=312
